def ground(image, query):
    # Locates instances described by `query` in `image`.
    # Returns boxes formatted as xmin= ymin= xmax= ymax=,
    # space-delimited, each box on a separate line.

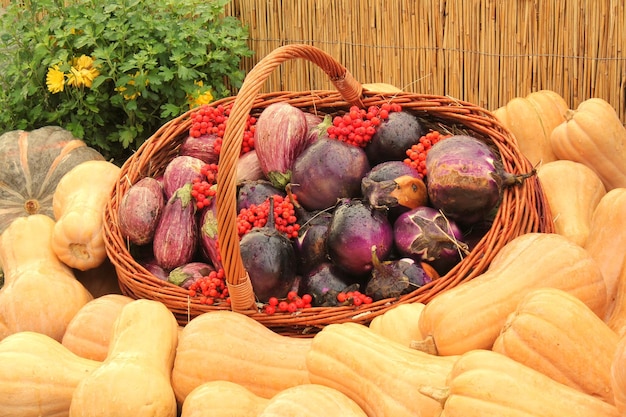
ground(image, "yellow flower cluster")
xmin=115 ymin=71 xmax=149 ymax=101
xmin=46 ymin=55 xmax=100 ymax=93
xmin=188 ymin=80 xmax=214 ymax=108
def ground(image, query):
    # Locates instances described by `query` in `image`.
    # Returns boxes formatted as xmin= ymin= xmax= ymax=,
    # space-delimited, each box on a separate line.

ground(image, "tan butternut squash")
xmin=62 ymin=294 xmax=134 ymax=361
xmin=492 ymin=287 xmax=619 ymax=403
xmin=606 ymin=256 xmax=626 ymax=337
xmin=306 ymin=322 xmax=458 ymax=417
xmin=0 ymin=331 xmax=100 ymax=417
xmin=611 ymin=334 xmax=626 ymax=413
xmin=549 ymin=97 xmax=626 ymax=191
xmin=413 ymin=233 xmax=607 ymax=356
xmin=368 ymin=302 xmax=426 ymax=347
xmin=584 ymin=187 xmax=626 ymax=317
xmin=171 ymin=310 xmax=311 ymax=403
xmin=493 ymin=90 xmax=568 ymax=166
xmin=259 ymin=384 xmax=368 ymax=417
xmin=536 ymin=160 xmax=606 ymax=246
xmin=425 ymin=349 xmax=620 ymax=417
xmin=69 ymin=299 xmax=179 ymax=417
xmin=0 ymin=214 xmax=93 ymax=341
xmin=52 ymin=160 xmax=121 ymax=270
xmin=181 ymin=381 xmax=269 ymax=417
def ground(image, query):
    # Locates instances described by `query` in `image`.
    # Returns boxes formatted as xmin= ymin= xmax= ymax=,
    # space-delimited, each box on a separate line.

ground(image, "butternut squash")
xmin=549 ymin=97 xmax=626 ymax=191
xmin=611 ymin=334 xmax=626 ymax=413
xmin=0 ymin=214 xmax=93 ymax=341
xmin=258 ymin=384 xmax=368 ymax=417
xmin=69 ymin=299 xmax=179 ymax=417
xmin=0 ymin=331 xmax=100 ymax=417
xmin=584 ymin=187 xmax=626 ymax=317
xmin=536 ymin=160 xmax=606 ymax=246
xmin=368 ymin=302 xmax=426 ymax=347
xmin=607 ymin=256 xmax=626 ymax=337
xmin=426 ymin=349 xmax=620 ymax=417
xmin=52 ymin=160 xmax=121 ymax=270
xmin=181 ymin=381 xmax=269 ymax=417
xmin=492 ymin=287 xmax=619 ymax=404
xmin=413 ymin=232 xmax=607 ymax=356
xmin=61 ymin=294 xmax=133 ymax=361
xmin=171 ymin=310 xmax=311 ymax=403
xmin=306 ymin=322 xmax=458 ymax=417
xmin=493 ymin=89 xmax=568 ymax=166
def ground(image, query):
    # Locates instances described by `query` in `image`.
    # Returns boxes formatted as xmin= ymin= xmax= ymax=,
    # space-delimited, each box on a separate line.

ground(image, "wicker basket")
xmin=103 ymin=44 xmax=553 ymax=336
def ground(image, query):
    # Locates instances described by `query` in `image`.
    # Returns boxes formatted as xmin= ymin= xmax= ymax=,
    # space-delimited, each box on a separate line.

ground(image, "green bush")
xmin=0 ymin=0 xmax=253 ymax=164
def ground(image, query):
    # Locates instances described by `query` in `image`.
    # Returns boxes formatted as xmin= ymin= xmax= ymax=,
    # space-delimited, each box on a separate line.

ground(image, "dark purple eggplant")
xmin=365 ymin=111 xmax=426 ymax=165
xmin=118 ymin=176 xmax=165 ymax=245
xmin=298 ymin=262 xmax=363 ymax=307
xmin=162 ymin=155 xmax=206 ymax=199
xmin=290 ymin=138 xmax=371 ymax=211
xmin=326 ymin=199 xmax=394 ymax=276
xmin=293 ymin=211 xmax=332 ymax=276
xmin=138 ymin=258 xmax=169 ymax=281
xmin=393 ymin=206 xmax=468 ymax=275
xmin=365 ymin=249 xmax=432 ymax=301
xmin=168 ymin=261 xmax=215 ymax=288
xmin=425 ymin=135 xmax=531 ymax=225
xmin=152 ymin=183 xmax=198 ymax=270
xmin=254 ymin=102 xmax=311 ymax=189
xmin=237 ymin=179 xmax=286 ymax=212
xmin=365 ymin=160 xmax=422 ymax=182
xmin=179 ymin=133 xmax=220 ymax=164
xmin=239 ymin=197 xmax=297 ymax=302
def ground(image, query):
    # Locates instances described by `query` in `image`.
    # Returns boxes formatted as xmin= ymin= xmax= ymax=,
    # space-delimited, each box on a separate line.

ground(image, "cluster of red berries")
xmin=404 ymin=130 xmax=452 ymax=178
xmin=190 ymin=163 xmax=219 ymax=210
xmin=326 ymin=103 xmax=402 ymax=148
xmin=336 ymin=290 xmax=373 ymax=306
xmin=188 ymin=104 xmax=257 ymax=155
xmin=187 ymin=268 xmax=230 ymax=306
xmin=263 ymin=291 xmax=313 ymax=315
xmin=236 ymin=194 xmax=301 ymax=239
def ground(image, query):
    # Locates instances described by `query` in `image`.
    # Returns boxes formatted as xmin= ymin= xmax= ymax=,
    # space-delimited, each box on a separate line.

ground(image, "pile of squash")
xmin=0 ymin=91 xmax=626 ymax=417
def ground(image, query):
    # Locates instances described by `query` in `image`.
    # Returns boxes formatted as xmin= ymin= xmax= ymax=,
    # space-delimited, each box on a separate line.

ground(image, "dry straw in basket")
xmin=103 ymin=44 xmax=553 ymax=336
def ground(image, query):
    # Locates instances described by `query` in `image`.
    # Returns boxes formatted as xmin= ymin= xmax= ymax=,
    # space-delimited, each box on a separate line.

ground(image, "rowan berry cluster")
xmin=404 ymin=130 xmax=451 ymax=178
xmin=326 ymin=103 xmax=402 ymax=147
xmin=236 ymin=195 xmax=300 ymax=239
xmin=263 ymin=291 xmax=313 ymax=315
xmin=188 ymin=104 xmax=257 ymax=155
xmin=187 ymin=268 xmax=229 ymax=305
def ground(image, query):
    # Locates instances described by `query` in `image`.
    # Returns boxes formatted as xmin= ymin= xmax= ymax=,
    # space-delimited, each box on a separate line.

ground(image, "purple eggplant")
xmin=118 ymin=176 xmax=165 ymax=245
xmin=425 ymin=135 xmax=530 ymax=225
xmin=365 ymin=111 xmax=426 ymax=165
xmin=162 ymin=155 xmax=206 ymax=199
xmin=254 ymin=102 xmax=311 ymax=189
xmin=152 ymin=183 xmax=198 ymax=270
xmin=365 ymin=249 xmax=432 ymax=301
xmin=393 ymin=206 xmax=469 ymax=275
xmin=290 ymin=138 xmax=371 ymax=211
xmin=179 ymin=133 xmax=220 ymax=164
xmin=198 ymin=198 xmax=223 ymax=271
xmin=236 ymin=150 xmax=265 ymax=183
xmin=237 ymin=179 xmax=285 ymax=212
xmin=168 ymin=261 xmax=215 ymax=288
xmin=239 ymin=197 xmax=297 ymax=302
xmin=298 ymin=262 xmax=363 ymax=307
xmin=293 ymin=211 xmax=333 ymax=276
xmin=326 ymin=199 xmax=394 ymax=276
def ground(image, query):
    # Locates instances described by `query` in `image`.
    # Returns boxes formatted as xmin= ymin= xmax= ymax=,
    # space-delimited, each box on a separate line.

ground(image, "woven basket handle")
xmin=216 ymin=44 xmax=364 ymax=313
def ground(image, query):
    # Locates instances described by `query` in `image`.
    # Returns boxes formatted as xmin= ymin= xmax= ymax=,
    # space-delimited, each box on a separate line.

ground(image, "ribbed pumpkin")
xmin=611 ymin=334 xmax=626 ymax=413
xmin=0 ymin=126 xmax=104 ymax=234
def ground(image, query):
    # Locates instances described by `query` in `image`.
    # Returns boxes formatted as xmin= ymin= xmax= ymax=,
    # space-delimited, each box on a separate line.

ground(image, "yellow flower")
xmin=115 ymin=71 xmax=148 ymax=101
xmin=188 ymin=81 xmax=214 ymax=108
xmin=66 ymin=55 xmax=100 ymax=88
xmin=46 ymin=65 xmax=65 ymax=94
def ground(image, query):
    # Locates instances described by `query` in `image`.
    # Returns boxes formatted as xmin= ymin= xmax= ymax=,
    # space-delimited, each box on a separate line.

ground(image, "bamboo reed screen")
xmin=224 ymin=0 xmax=626 ymax=121
xmin=2 ymin=0 xmax=624 ymax=120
